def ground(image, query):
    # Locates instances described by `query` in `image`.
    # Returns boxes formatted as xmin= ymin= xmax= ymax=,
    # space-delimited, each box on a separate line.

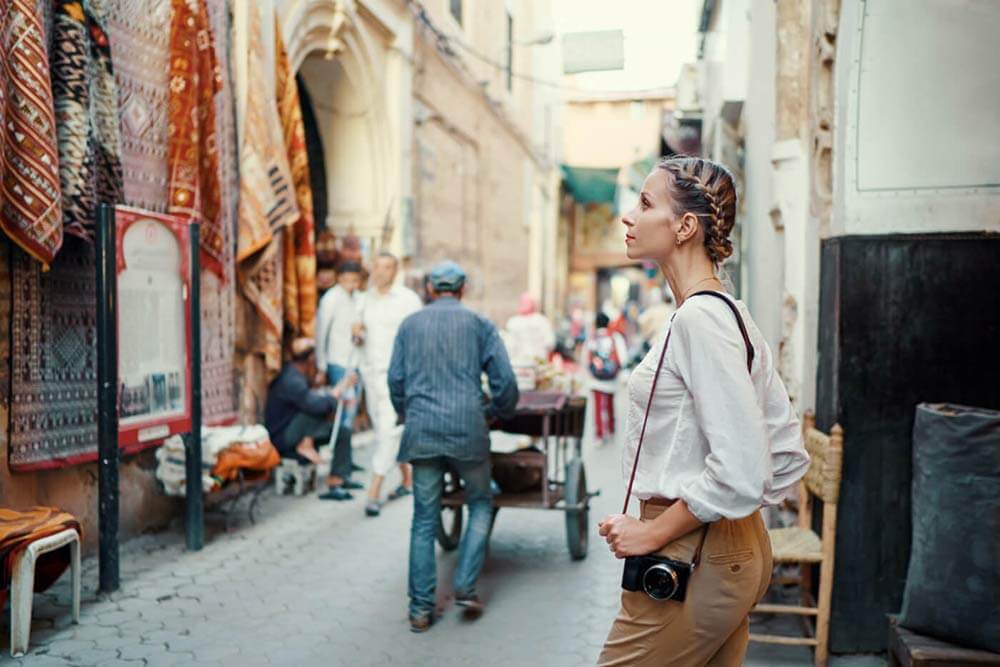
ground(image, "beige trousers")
xmin=598 ymin=503 xmax=772 ymax=667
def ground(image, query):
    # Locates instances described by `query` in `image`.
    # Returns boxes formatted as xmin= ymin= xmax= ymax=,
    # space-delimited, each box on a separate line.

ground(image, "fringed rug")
xmin=8 ymin=238 xmax=99 ymax=470
xmin=105 ymin=0 xmax=171 ymax=213
xmin=201 ymin=0 xmax=237 ymax=423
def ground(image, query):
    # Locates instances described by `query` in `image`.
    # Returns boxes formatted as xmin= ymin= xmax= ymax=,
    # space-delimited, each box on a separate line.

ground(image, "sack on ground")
xmin=898 ymin=403 xmax=1000 ymax=653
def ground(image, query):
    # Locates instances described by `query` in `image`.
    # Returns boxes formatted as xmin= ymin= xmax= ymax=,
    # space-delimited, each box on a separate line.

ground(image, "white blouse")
xmin=621 ymin=292 xmax=810 ymax=523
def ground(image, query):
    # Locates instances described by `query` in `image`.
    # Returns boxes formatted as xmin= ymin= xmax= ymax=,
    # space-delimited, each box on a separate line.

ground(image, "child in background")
xmin=583 ymin=313 xmax=628 ymax=446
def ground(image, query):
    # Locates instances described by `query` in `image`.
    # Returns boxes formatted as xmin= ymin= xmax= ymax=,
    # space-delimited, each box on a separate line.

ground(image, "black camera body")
xmin=622 ymin=554 xmax=694 ymax=602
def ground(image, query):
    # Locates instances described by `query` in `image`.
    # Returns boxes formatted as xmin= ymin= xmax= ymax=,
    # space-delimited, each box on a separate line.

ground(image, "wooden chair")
xmin=750 ymin=411 xmax=843 ymax=667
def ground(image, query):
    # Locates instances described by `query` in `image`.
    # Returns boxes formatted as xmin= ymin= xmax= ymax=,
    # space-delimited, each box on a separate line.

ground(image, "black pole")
xmin=95 ymin=203 xmax=119 ymax=593
xmin=185 ymin=223 xmax=204 ymax=551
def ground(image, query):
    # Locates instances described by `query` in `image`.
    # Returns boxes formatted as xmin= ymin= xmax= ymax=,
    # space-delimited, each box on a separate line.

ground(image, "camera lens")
xmin=642 ymin=563 xmax=680 ymax=600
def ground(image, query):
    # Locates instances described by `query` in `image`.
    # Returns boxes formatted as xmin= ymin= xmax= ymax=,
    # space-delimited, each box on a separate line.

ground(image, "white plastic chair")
xmin=9 ymin=528 xmax=80 ymax=658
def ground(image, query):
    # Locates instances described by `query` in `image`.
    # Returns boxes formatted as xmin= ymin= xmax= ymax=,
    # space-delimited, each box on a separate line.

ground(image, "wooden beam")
xmin=750 ymin=633 xmax=818 ymax=647
xmin=754 ymin=603 xmax=819 ymax=616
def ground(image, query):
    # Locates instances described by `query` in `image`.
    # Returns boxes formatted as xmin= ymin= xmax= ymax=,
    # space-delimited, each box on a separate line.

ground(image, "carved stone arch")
xmin=278 ymin=0 xmax=395 ymax=237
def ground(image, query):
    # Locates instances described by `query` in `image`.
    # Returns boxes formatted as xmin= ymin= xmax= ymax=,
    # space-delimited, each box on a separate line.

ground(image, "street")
xmin=3 ymin=389 xmax=883 ymax=666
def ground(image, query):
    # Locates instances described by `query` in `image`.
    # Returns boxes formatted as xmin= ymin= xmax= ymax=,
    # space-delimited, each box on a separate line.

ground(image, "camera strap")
xmin=622 ymin=290 xmax=755 ymax=567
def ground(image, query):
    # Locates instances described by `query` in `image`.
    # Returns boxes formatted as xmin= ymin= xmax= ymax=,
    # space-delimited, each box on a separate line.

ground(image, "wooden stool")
xmin=888 ymin=616 xmax=1000 ymax=667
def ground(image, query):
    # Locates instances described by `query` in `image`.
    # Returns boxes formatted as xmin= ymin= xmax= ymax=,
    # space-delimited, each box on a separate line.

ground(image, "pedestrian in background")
xmin=505 ymin=292 xmax=556 ymax=366
xmin=584 ymin=312 xmax=628 ymax=447
xmin=315 ymin=261 xmax=365 ymax=500
xmin=354 ymin=252 xmax=423 ymax=517
xmin=388 ymin=261 xmax=519 ymax=633
xmin=598 ymin=156 xmax=809 ymax=666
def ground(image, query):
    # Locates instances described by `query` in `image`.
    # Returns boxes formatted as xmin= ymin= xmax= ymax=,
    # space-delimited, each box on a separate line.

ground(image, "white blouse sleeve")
xmin=761 ymin=372 xmax=810 ymax=504
xmin=669 ymin=301 xmax=771 ymax=523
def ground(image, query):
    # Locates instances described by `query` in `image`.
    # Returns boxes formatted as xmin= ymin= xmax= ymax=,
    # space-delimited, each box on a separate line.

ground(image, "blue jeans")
xmin=409 ymin=457 xmax=493 ymax=617
xmin=326 ymin=363 xmax=360 ymax=430
xmin=326 ymin=363 xmax=360 ymax=480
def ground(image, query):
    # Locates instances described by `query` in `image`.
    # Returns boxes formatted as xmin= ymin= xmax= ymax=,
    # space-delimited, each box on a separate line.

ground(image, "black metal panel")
xmin=816 ymin=233 xmax=1000 ymax=653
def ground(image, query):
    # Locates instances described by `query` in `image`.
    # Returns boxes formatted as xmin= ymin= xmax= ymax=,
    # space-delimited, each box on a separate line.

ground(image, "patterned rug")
xmin=8 ymin=237 xmax=99 ymax=470
xmin=201 ymin=0 xmax=237 ymax=424
xmin=105 ymin=0 xmax=171 ymax=213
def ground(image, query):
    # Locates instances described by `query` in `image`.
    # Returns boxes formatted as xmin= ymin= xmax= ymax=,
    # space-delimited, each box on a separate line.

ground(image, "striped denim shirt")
xmin=388 ymin=297 xmax=519 ymax=463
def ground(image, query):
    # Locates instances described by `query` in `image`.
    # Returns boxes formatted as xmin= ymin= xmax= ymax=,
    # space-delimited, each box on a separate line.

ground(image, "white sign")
xmin=562 ymin=30 xmax=625 ymax=75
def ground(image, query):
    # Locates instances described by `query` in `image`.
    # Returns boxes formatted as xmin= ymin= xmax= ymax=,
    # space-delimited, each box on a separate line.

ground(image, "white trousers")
xmin=366 ymin=371 xmax=403 ymax=477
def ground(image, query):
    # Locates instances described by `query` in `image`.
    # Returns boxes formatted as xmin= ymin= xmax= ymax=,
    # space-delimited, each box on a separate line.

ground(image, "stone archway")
xmin=277 ymin=0 xmax=397 ymax=246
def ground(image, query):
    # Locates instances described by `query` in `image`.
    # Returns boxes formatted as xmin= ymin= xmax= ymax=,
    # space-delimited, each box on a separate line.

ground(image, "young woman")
xmin=597 ymin=156 xmax=811 ymax=666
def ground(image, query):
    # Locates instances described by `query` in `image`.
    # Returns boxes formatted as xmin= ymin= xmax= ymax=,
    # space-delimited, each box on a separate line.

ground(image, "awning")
xmin=560 ymin=165 xmax=619 ymax=205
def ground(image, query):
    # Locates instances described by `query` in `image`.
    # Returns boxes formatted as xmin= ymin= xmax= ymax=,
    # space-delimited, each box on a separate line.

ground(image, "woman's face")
xmin=621 ymin=170 xmax=677 ymax=262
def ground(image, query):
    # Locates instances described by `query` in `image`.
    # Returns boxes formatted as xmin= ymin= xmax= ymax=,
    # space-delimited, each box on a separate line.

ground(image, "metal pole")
xmin=95 ymin=203 xmax=119 ymax=593
xmin=185 ymin=223 xmax=204 ymax=550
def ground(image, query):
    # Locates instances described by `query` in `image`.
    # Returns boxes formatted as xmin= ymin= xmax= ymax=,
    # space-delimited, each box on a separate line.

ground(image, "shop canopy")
xmin=560 ymin=165 xmax=619 ymax=205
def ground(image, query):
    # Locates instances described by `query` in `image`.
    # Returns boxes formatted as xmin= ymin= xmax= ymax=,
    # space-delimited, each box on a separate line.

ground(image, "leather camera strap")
xmin=622 ymin=290 xmax=755 ymax=567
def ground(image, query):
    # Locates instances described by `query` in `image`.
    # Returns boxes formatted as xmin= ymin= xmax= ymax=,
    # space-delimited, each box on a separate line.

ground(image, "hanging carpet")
xmin=8 ymin=237 xmax=98 ymax=471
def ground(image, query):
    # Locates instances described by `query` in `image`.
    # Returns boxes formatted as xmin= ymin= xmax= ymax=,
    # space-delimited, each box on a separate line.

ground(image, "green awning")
xmin=560 ymin=165 xmax=619 ymax=205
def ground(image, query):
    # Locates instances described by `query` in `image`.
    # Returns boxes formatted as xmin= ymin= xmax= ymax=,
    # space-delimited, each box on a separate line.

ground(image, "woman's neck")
xmin=659 ymin=252 xmax=722 ymax=307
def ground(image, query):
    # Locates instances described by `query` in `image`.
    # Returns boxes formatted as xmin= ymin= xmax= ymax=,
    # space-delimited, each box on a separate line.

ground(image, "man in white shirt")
xmin=353 ymin=253 xmax=423 ymax=517
xmin=315 ymin=261 xmax=364 ymax=498
xmin=504 ymin=293 xmax=556 ymax=366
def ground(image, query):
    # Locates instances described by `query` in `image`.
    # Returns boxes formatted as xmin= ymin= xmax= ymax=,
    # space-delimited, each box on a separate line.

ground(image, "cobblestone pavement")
xmin=3 ymin=390 xmax=885 ymax=666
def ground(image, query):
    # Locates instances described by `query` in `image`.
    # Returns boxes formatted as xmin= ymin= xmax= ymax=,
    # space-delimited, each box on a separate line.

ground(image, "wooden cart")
xmin=437 ymin=391 xmax=595 ymax=560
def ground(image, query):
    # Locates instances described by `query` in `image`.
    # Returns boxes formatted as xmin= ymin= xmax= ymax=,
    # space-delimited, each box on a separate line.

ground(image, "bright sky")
xmin=551 ymin=0 xmax=702 ymax=94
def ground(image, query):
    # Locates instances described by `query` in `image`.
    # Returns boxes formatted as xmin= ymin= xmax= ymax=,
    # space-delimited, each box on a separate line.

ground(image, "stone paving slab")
xmin=2 ymin=390 xmax=886 ymax=666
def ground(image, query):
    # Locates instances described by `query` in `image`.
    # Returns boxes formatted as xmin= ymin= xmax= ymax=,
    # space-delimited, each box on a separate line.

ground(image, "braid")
xmin=657 ymin=156 xmax=737 ymax=265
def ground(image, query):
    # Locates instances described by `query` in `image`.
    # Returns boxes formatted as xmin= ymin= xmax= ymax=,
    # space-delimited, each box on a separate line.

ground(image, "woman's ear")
xmin=677 ymin=212 xmax=700 ymax=245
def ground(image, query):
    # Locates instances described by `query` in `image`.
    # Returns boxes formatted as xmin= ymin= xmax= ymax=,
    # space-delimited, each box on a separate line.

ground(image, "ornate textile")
xmin=105 ymin=0 xmax=171 ymax=211
xmin=0 ymin=0 xmax=63 ymax=266
xmin=240 ymin=232 xmax=284 ymax=376
xmin=236 ymin=2 xmax=298 ymax=375
xmin=200 ymin=0 xmax=237 ymax=423
xmin=275 ymin=25 xmax=317 ymax=338
xmin=9 ymin=238 xmax=98 ymax=470
xmin=167 ymin=0 xmax=225 ymax=279
xmin=50 ymin=0 xmax=123 ymax=241
xmin=235 ymin=1 xmax=297 ymax=263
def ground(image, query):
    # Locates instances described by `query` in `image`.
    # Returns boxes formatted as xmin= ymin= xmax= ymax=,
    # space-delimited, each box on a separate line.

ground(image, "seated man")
xmin=264 ymin=338 xmax=357 ymax=500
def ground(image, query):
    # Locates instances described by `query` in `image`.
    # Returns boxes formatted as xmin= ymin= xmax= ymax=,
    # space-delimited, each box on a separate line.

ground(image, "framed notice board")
xmin=115 ymin=206 xmax=193 ymax=452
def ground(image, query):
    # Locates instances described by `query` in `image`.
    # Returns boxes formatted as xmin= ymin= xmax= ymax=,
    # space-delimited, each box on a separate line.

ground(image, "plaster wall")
xmin=833 ymin=0 xmax=1000 ymax=236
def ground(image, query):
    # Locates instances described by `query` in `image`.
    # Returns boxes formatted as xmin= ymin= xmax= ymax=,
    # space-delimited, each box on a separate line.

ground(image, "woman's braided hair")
xmin=657 ymin=156 xmax=737 ymax=265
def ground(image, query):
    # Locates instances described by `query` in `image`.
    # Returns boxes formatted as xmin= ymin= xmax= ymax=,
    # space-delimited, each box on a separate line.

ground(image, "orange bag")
xmin=211 ymin=440 xmax=280 ymax=482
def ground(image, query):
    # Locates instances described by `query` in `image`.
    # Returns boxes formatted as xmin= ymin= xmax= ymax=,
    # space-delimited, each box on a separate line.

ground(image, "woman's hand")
xmin=598 ymin=514 xmax=662 ymax=559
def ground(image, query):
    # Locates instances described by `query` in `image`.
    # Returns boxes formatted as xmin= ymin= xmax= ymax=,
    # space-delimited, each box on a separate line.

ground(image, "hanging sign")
xmin=115 ymin=206 xmax=193 ymax=452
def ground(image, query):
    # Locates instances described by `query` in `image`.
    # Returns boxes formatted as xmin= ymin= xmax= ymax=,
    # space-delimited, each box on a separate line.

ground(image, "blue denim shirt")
xmin=388 ymin=297 xmax=519 ymax=463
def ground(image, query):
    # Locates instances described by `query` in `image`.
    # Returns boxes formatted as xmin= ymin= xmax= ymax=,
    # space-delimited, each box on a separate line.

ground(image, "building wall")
xmin=832 ymin=0 xmax=1000 ymax=237
xmin=561 ymin=96 xmax=672 ymax=169
xmin=410 ymin=0 xmax=559 ymax=325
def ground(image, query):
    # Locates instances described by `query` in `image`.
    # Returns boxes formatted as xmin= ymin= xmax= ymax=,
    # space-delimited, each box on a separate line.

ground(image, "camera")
xmin=622 ymin=554 xmax=693 ymax=602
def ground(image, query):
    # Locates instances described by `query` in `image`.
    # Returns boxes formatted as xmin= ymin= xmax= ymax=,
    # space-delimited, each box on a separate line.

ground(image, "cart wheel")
xmin=437 ymin=469 xmax=463 ymax=551
xmin=565 ymin=458 xmax=589 ymax=560
xmin=437 ymin=505 xmax=463 ymax=551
